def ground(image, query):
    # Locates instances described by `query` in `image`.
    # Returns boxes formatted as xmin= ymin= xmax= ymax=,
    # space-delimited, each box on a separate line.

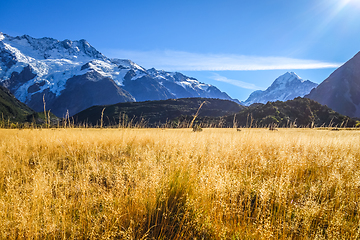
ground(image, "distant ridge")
xmin=72 ymin=97 xmax=359 ymax=128
xmin=73 ymin=98 xmax=244 ymax=127
xmin=173 ymin=98 xmax=359 ymax=128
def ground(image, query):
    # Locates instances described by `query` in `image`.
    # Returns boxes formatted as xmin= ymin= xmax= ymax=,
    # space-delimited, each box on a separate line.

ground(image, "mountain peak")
xmin=274 ymin=71 xmax=302 ymax=83
xmin=243 ymin=72 xmax=317 ymax=106
xmin=286 ymin=71 xmax=300 ymax=78
xmin=0 ymin=33 xmax=106 ymax=61
xmin=0 ymin=33 xmax=239 ymax=117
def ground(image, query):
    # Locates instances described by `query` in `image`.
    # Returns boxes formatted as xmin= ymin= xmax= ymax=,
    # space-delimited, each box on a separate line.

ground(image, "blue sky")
xmin=1 ymin=0 xmax=360 ymax=101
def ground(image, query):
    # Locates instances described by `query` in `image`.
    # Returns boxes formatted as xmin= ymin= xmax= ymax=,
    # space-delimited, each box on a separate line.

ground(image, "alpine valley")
xmin=0 ymin=33 xmax=237 ymax=117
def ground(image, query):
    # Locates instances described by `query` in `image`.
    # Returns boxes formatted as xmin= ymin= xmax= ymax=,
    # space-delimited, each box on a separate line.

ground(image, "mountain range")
xmin=243 ymin=72 xmax=318 ymax=106
xmin=1 ymin=32 xmax=360 ymax=120
xmin=0 ymin=33 xmax=237 ymax=117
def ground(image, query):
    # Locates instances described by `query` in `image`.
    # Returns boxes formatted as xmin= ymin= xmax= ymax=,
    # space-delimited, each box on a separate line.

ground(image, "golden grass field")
xmin=0 ymin=128 xmax=360 ymax=239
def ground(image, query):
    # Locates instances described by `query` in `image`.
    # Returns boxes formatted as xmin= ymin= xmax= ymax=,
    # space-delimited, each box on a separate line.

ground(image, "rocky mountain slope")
xmin=306 ymin=52 xmax=360 ymax=118
xmin=243 ymin=72 xmax=318 ymax=106
xmin=0 ymin=33 xmax=237 ymax=117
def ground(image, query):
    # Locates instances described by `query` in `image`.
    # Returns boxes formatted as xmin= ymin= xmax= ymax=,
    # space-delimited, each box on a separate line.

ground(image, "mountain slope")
xmin=0 ymin=85 xmax=35 ymax=122
xmin=243 ymin=72 xmax=317 ymax=106
xmin=73 ymin=98 xmax=244 ymax=127
xmin=26 ymin=70 xmax=135 ymax=117
xmin=306 ymin=52 xmax=360 ymax=118
xmin=0 ymin=33 xmax=238 ymax=117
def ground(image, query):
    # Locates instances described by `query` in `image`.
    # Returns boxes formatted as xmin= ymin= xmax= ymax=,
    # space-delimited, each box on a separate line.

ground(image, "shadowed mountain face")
xmin=0 ymin=85 xmax=35 ymax=122
xmin=0 ymin=33 xmax=238 ymax=117
xmin=27 ymin=71 xmax=134 ymax=117
xmin=306 ymin=52 xmax=360 ymax=118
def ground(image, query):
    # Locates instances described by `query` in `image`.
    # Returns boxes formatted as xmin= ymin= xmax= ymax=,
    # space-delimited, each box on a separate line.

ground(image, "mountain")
xmin=0 ymin=85 xmax=59 ymax=126
xmin=73 ymin=98 xmax=244 ymax=127
xmin=306 ymin=52 xmax=360 ymax=118
xmin=243 ymin=72 xmax=318 ymax=106
xmin=0 ymin=33 xmax=237 ymax=117
xmin=0 ymin=85 xmax=35 ymax=122
xmin=190 ymin=97 xmax=359 ymax=128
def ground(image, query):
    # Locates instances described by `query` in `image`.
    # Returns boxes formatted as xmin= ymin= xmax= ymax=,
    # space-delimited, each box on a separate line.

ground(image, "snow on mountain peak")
xmin=274 ymin=71 xmax=301 ymax=83
xmin=0 ymin=34 xmax=111 ymax=101
xmin=0 ymin=33 xmax=239 ymax=116
xmin=1 ymin=34 xmax=106 ymax=61
xmin=287 ymin=71 xmax=301 ymax=79
xmin=110 ymin=58 xmax=146 ymax=72
xmin=243 ymin=72 xmax=318 ymax=106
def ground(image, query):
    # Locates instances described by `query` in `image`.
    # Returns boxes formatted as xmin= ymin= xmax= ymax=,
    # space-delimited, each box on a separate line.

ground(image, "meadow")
xmin=0 ymin=128 xmax=359 ymax=239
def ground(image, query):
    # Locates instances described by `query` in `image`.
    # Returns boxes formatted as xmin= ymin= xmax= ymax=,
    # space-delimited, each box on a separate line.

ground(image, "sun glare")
xmin=342 ymin=0 xmax=360 ymax=8
xmin=324 ymin=0 xmax=360 ymax=25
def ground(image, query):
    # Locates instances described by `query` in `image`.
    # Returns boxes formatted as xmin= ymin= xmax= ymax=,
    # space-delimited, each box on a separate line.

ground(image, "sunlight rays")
xmin=294 ymin=0 xmax=359 ymax=57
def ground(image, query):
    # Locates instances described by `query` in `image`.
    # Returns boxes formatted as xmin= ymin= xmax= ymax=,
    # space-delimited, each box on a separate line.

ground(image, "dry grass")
xmin=0 ymin=128 xmax=360 ymax=239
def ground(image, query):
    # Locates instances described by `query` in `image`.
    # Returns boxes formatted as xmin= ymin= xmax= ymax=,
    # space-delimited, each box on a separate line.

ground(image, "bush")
xmin=192 ymin=125 xmax=203 ymax=132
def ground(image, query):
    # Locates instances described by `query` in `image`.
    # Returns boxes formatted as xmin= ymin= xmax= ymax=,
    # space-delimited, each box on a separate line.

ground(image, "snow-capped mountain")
xmin=0 ymin=33 xmax=237 ymax=117
xmin=306 ymin=51 xmax=360 ymax=118
xmin=242 ymin=72 xmax=318 ymax=106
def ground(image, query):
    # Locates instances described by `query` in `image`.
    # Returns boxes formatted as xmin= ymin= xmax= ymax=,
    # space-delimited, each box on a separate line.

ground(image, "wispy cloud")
xmin=209 ymin=73 xmax=261 ymax=90
xmin=105 ymin=49 xmax=341 ymax=71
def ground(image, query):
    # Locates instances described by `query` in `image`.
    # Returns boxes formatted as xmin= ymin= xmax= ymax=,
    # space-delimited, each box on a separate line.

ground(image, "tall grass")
xmin=0 ymin=128 xmax=359 ymax=239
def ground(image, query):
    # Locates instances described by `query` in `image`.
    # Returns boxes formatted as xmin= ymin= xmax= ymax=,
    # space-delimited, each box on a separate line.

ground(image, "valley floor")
xmin=0 ymin=128 xmax=360 ymax=239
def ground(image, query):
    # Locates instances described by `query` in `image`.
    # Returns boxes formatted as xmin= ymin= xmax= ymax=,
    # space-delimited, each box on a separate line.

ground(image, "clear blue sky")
xmin=1 ymin=0 xmax=360 ymax=101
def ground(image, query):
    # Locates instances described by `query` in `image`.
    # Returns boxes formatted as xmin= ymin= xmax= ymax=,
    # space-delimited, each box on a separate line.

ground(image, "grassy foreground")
xmin=0 ymin=128 xmax=360 ymax=239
